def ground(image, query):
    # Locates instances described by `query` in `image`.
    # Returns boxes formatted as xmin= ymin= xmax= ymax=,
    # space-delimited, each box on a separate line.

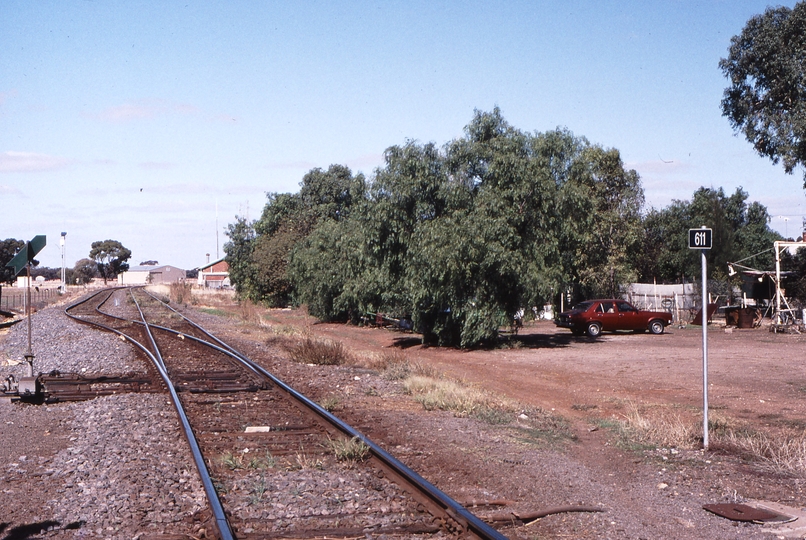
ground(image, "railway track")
xmin=64 ymin=287 xmax=509 ymax=540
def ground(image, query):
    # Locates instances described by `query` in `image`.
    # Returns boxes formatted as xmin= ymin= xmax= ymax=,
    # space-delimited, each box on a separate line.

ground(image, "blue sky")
xmin=1 ymin=1 xmax=803 ymax=270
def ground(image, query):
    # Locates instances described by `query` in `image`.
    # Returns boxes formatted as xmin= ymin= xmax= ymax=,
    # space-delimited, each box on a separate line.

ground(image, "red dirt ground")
xmin=255 ymin=307 xmax=806 ymax=538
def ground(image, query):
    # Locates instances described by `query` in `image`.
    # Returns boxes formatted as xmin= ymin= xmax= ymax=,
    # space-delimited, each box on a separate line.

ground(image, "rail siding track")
xmin=64 ymin=287 xmax=509 ymax=540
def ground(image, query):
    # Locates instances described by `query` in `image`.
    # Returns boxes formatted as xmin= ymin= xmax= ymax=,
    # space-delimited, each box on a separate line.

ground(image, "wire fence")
xmin=0 ymin=287 xmax=60 ymax=311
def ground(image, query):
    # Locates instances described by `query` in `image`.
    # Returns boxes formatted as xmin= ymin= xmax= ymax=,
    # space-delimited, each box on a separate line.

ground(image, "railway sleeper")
xmin=3 ymin=372 xmax=161 ymax=403
xmin=173 ymin=384 xmax=263 ymax=393
xmin=230 ymin=522 xmax=442 ymax=539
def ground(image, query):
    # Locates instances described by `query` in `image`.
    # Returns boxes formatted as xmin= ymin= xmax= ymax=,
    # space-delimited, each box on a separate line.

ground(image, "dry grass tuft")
xmin=287 ymin=337 xmax=350 ymax=365
xmin=403 ymin=375 xmax=513 ymax=419
xmin=169 ymin=282 xmax=193 ymax=305
xmin=714 ymin=430 xmax=806 ymax=476
xmin=268 ymin=323 xmax=306 ymax=338
xmin=327 ymin=436 xmax=371 ymax=463
xmin=620 ymin=402 xmax=699 ymax=449
xmin=238 ymin=299 xmax=262 ymax=325
xmin=293 ymin=450 xmax=324 ymax=470
xmin=351 ymin=349 xmax=408 ymax=371
xmin=381 ymin=357 xmax=438 ymax=380
xmin=319 ymin=395 xmax=341 ymax=412
xmin=600 ymin=401 xmax=806 ymax=476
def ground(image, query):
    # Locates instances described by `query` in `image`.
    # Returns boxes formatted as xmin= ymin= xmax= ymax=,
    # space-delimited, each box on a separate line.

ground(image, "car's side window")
xmin=595 ymin=303 xmax=604 ymax=313
xmin=601 ymin=302 xmax=615 ymax=313
xmin=617 ymin=302 xmax=634 ymax=312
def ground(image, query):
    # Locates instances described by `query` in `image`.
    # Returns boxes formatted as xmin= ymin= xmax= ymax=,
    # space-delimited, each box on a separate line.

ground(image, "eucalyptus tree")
xmin=89 ymin=240 xmax=131 ymax=284
xmin=413 ymin=108 xmax=561 ymax=346
xmin=70 ymin=258 xmax=98 ymax=285
xmin=224 ymin=217 xmax=257 ymax=298
xmin=247 ymin=165 xmax=365 ymax=306
xmin=636 ymin=187 xmax=781 ymax=283
xmin=720 ymin=2 xmax=806 ymax=184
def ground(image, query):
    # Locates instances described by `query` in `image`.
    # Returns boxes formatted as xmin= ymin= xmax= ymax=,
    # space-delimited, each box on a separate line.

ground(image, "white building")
xmin=118 ymin=265 xmax=186 ymax=285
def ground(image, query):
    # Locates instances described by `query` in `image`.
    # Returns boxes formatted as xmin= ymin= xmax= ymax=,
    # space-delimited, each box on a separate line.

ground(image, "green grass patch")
xmin=511 ymin=408 xmax=575 ymax=446
xmin=248 ymin=474 xmax=269 ymax=505
xmin=199 ymin=307 xmax=230 ymax=317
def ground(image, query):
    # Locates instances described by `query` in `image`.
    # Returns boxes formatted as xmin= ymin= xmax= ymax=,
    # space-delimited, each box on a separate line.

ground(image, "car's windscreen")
xmin=573 ymin=301 xmax=594 ymax=312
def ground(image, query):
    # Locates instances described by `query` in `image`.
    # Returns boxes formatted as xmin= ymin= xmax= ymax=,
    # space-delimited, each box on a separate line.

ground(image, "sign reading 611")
xmin=688 ymin=228 xmax=713 ymax=250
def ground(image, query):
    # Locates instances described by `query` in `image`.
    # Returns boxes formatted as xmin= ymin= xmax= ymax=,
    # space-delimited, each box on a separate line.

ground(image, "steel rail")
xmin=143 ymin=290 xmax=509 ymax=540
xmin=65 ymin=289 xmax=235 ymax=540
xmin=126 ymin=289 xmax=168 ymax=372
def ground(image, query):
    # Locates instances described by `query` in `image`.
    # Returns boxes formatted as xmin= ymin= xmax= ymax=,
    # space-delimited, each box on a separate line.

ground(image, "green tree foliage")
xmin=289 ymin=109 xmax=644 ymax=346
xmin=635 ymin=204 xmax=692 ymax=282
xmin=30 ymin=267 xmax=61 ymax=280
xmin=233 ymin=109 xmax=783 ymax=347
xmin=720 ymin=3 xmax=806 ymax=184
xmin=0 ymin=238 xmax=25 ymax=285
xmin=69 ymin=258 xmax=98 ymax=285
xmin=89 ymin=240 xmax=132 ymax=284
xmin=637 ymin=187 xmax=781 ymax=283
xmin=243 ymin=165 xmax=366 ymax=307
xmin=290 ymin=217 xmax=372 ymax=321
xmin=224 ymin=216 xmax=257 ymax=298
xmin=556 ymin=143 xmax=644 ymax=299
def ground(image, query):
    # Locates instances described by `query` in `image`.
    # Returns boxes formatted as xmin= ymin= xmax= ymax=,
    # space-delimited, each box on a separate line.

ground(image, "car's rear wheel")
xmin=649 ymin=320 xmax=665 ymax=334
xmin=586 ymin=322 xmax=602 ymax=338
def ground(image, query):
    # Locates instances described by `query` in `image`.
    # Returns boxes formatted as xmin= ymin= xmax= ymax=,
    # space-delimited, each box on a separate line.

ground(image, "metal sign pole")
xmin=688 ymin=227 xmax=712 ymax=450
xmin=701 ymin=249 xmax=709 ymax=450
xmin=60 ymin=232 xmax=67 ymax=293
xmin=25 ymin=259 xmax=34 ymax=378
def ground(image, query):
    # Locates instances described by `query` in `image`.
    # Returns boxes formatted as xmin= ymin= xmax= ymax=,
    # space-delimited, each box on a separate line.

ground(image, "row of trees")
xmin=0 ymin=239 xmax=132 ymax=286
xmin=225 ymin=110 xmax=784 ymax=347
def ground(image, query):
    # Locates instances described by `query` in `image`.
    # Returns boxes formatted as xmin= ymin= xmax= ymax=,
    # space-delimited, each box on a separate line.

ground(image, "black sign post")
xmin=5 ymin=235 xmax=47 ymax=377
xmin=689 ymin=227 xmax=712 ymax=449
xmin=689 ymin=228 xmax=712 ymax=250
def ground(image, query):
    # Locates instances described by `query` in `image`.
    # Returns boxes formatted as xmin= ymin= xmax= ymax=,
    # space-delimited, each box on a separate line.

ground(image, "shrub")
xmin=288 ymin=337 xmax=349 ymax=365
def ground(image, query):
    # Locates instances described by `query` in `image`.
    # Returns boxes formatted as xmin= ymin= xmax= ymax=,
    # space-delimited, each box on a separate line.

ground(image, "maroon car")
xmin=555 ymin=299 xmax=672 ymax=337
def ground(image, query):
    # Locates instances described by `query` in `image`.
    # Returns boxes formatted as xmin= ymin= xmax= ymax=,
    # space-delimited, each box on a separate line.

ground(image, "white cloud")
xmin=0 ymin=151 xmax=70 ymax=173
